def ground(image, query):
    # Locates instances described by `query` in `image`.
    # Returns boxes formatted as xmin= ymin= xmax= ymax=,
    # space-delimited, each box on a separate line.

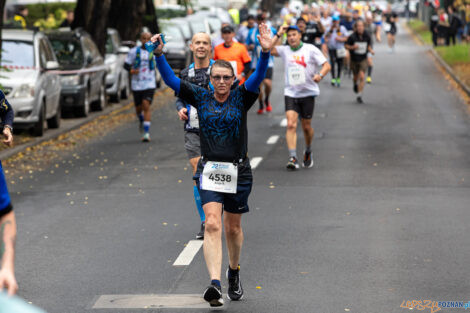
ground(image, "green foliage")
xmin=436 ymin=44 xmax=470 ymax=66
xmin=407 ymin=19 xmax=433 ymax=45
xmin=25 ymin=2 xmax=75 ymax=29
xmin=155 ymin=8 xmax=186 ymax=19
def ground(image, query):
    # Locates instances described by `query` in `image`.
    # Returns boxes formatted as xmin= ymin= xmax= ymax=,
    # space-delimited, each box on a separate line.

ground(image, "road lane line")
xmin=266 ymin=135 xmax=279 ymax=145
xmin=250 ymin=157 xmax=263 ymax=169
xmin=93 ymin=294 xmax=209 ymax=309
xmin=280 ymin=118 xmax=287 ymax=127
xmin=173 ymin=240 xmax=203 ymax=267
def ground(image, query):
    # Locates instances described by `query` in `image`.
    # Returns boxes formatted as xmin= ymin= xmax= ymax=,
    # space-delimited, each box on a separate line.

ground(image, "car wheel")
xmin=47 ymin=104 xmax=61 ymax=129
xmin=75 ymin=89 xmax=90 ymax=117
xmin=110 ymin=77 xmax=120 ymax=103
xmin=92 ymin=82 xmax=107 ymax=111
xmin=121 ymin=78 xmax=130 ymax=99
xmin=31 ymin=103 xmax=45 ymax=137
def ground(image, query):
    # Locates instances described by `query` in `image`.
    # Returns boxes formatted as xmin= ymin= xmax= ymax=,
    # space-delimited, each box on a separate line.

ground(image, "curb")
xmin=428 ymin=49 xmax=470 ymax=96
xmin=405 ymin=22 xmax=470 ymax=97
xmin=0 ymin=98 xmax=133 ymax=161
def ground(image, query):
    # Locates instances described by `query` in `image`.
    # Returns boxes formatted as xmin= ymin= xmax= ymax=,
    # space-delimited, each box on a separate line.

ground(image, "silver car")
xmin=0 ymin=29 xmax=61 ymax=136
xmin=105 ymin=28 xmax=130 ymax=103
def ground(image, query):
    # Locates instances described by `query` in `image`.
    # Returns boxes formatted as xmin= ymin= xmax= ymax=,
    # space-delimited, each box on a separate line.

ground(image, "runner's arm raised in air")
xmin=244 ymin=52 xmax=269 ymax=92
xmin=270 ymin=25 xmax=288 ymax=56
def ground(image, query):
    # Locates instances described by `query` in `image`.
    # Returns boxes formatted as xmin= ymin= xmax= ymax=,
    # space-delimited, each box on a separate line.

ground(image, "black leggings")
xmin=328 ymin=49 xmax=344 ymax=79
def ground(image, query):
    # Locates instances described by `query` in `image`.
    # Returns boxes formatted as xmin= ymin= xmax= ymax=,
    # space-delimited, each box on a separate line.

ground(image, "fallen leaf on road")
xmin=256 ymin=286 xmax=262 ymax=290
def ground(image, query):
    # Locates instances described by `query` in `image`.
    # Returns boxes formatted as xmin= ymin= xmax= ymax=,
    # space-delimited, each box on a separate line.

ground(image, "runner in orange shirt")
xmin=214 ymin=25 xmax=252 ymax=85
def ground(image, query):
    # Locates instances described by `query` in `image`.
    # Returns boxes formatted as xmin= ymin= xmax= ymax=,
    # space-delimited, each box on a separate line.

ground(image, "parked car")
xmin=105 ymin=28 xmax=130 ymax=102
xmin=46 ymin=29 xmax=107 ymax=117
xmin=159 ymin=20 xmax=191 ymax=71
xmin=0 ymin=29 xmax=61 ymax=136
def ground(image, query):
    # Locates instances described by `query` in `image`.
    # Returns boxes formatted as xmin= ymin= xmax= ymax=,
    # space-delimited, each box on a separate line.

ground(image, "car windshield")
xmin=206 ymin=17 xmax=221 ymax=32
xmin=160 ymin=24 xmax=184 ymax=41
xmin=105 ymin=36 xmax=114 ymax=54
xmin=49 ymin=38 xmax=83 ymax=67
xmin=188 ymin=20 xmax=206 ymax=33
xmin=1 ymin=40 xmax=35 ymax=67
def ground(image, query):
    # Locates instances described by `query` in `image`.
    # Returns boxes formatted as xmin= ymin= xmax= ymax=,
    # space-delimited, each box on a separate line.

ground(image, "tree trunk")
xmin=0 ymin=0 xmax=6 ymax=63
xmin=108 ymin=0 xmax=158 ymax=43
xmin=71 ymin=0 xmax=112 ymax=56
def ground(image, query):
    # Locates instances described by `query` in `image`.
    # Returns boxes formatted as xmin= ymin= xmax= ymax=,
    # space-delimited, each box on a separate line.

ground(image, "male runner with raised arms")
xmin=124 ymin=32 xmax=157 ymax=142
xmin=153 ymin=23 xmax=273 ymax=307
xmin=175 ymin=33 xmax=214 ymax=240
xmin=271 ymin=25 xmax=331 ymax=170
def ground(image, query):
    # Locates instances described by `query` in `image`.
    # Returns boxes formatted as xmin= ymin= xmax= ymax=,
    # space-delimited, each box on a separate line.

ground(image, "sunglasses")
xmin=211 ymin=75 xmax=234 ymax=82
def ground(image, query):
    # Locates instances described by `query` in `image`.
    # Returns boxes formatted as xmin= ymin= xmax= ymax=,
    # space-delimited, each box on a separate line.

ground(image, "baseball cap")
xmin=286 ymin=25 xmax=301 ymax=33
xmin=221 ymin=25 xmax=234 ymax=33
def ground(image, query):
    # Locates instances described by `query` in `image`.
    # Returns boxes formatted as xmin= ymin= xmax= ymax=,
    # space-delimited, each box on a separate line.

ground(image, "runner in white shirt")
xmin=271 ymin=25 xmax=331 ymax=170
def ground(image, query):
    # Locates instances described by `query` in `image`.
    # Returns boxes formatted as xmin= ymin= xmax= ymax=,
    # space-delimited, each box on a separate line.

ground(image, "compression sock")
xmin=138 ymin=113 xmax=144 ymax=123
xmin=289 ymin=149 xmax=297 ymax=158
xmin=193 ymin=186 xmax=205 ymax=222
xmin=143 ymin=121 xmax=151 ymax=133
xmin=211 ymin=280 xmax=221 ymax=287
xmin=368 ymin=66 xmax=373 ymax=77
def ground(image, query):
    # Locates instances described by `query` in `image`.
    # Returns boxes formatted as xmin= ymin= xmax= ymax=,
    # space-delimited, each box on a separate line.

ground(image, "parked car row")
xmin=0 ymin=27 xmax=136 ymax=136
xmin=158 ymin=9 xmax=233 ymax=71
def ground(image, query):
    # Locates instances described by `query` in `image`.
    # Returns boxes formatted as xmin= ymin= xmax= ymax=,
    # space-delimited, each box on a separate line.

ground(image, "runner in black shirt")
xmin=345 ymin=20 xmax=374 ymax=103
xmin=384 ymin=5 xmax=398 ymax=52
xmin=296 ymin=15 xmax=325 ymax=50
xmin=152 ymin=23 xmax=275 ymax=307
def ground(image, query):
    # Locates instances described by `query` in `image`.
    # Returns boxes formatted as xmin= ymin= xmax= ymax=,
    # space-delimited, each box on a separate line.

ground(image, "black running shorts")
xmin=265 ymin=67 xmax=273 ymax=80
xmin=285 ymin=95 xmax=316 ymax=119
xmin=132 ymin=89 xmax=155 ymax=106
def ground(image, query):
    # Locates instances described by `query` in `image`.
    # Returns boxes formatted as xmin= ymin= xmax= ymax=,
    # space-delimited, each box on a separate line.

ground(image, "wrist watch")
xmin=319 ymin=73 xmax=324 ymax=79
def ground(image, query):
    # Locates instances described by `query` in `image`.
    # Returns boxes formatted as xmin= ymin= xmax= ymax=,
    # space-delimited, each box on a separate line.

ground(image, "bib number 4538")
xmin=208 ymin=173 xmax=232 ymax=183
xmin=201 ymin=161 xmax=238 ymax=194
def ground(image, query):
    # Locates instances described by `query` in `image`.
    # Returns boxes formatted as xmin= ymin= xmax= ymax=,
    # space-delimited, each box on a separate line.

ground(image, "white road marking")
xmin=172 ymin=240 xmax=203 ymax=267
xmin=93 ymin=294 xmax=210 ymax=309
xmin=280 ymin=118 xmax=287 ymax=127
xmin=250 ymin=157 xmax=263 ymax=169
xmin=266 ymin=135 xmax=279 ymax=145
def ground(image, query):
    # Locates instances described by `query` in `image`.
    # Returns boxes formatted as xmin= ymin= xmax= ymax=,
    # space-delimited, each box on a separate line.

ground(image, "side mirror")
xmin=118 ymin=46 xmax=130 ymax=54
xmin=45 ymin=61 xmax=59 ymax=70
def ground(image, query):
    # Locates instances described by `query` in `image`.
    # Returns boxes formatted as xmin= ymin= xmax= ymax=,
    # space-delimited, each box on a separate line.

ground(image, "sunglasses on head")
xmin=211 ymin=75 xmax=234 ymax=82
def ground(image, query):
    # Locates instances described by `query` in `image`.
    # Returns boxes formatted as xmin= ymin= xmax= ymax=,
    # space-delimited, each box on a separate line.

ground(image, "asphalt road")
xmin=9 ymin=25 xmax=470 ymax=313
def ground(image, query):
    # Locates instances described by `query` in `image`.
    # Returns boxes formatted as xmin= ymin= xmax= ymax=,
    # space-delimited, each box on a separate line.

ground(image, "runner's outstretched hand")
xmin=2 ymin=127 xmax=13 ymax=147
xmin=150 ymin=34 xmax=165 ymax=56
xmin=0 ymin=267 xmax=18 ymax=296
xmin=257 ymin=23 xmax=273 ymax=52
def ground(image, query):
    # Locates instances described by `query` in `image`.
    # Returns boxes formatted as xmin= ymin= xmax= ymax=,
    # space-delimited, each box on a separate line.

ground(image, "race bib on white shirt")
xmin=288 ymin=66 xmax=306 ymax=86
xmin=188 ymin=105 xmax=199 ymax=129
xmin=336 ymin=47 xmax=347 ymax=58
xmin=229 ymin=61 xmax=238 ymax=76
xmin=384 ymin=23 xmax=392 ymax=32
xmin=355 ymin=42 xmax=368 ymax=55
xmin=201 ymin=161 xmax=238 ymax=194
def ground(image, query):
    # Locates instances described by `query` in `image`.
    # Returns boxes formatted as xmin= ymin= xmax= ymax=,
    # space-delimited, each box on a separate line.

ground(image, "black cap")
xmin=221 ymin=25 xmax=234 ymax=33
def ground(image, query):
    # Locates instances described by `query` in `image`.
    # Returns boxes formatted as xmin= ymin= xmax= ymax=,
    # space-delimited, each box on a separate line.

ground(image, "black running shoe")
xmin=203 ymin=284 xmax=224 ymax=307
xmin=303 ymin=151 xmax=314 ymax=168
xmin=353 ymin=83 xmax=358 ymax=93
xmin=356 ymin=96 xmax=363 ymax=104
xmin=226 ymin=266 xmax=244 ymax=301
xmin=286 ymin=157 xmax=300 ymax=170
xmin=196 ymin=222 xmax=205 ymax=240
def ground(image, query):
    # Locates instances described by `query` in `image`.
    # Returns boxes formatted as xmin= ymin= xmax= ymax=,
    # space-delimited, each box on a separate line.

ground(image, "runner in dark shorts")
xmin=153 ymin=23 xmax=273 ymax=307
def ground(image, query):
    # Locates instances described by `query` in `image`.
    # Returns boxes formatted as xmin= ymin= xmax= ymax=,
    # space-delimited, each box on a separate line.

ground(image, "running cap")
xmin=221 ymin=25 xmax=234 ymax=33
xmin=286 ymin=25 xmax=301 ymax=33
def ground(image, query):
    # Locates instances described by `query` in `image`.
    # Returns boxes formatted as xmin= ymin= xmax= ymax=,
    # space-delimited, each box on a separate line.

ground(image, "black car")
xmin=47 ymin=29 xmax=107 ymax=117
xmin=159 ymin=20 xmax=191 ymax=71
